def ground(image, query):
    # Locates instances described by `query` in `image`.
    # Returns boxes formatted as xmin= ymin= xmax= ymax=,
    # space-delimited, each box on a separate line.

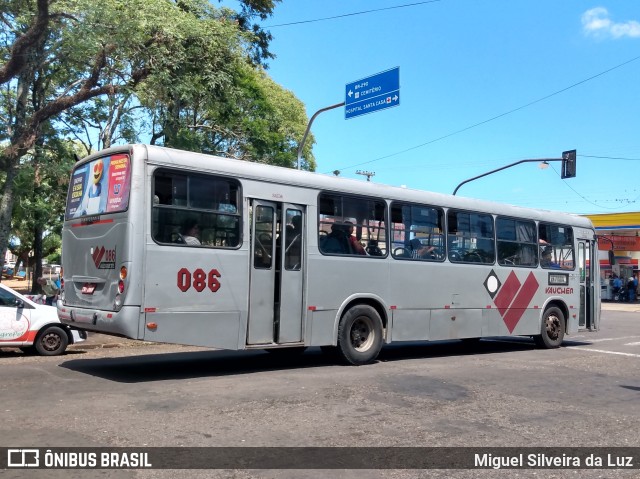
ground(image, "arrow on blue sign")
xmin=345 ymin=67 xmax=400 ymax=120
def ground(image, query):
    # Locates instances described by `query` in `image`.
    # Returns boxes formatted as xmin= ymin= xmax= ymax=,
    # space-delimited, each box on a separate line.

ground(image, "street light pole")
xmin=297 ymin=101 xmax=345 ymax=170
xmin=453 ymin=159 xmax=560 ymax=195
xmin=452 ymin=150 xmax=576 ymax=195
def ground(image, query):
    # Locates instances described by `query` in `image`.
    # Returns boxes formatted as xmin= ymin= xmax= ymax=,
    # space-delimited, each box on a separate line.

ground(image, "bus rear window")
xmin=65 ymin=154 xmax=131 ymax=219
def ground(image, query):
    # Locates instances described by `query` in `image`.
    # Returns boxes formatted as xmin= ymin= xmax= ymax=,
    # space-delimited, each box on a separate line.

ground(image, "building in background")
xmin=585 ymin=212 xmax=640 ymax=300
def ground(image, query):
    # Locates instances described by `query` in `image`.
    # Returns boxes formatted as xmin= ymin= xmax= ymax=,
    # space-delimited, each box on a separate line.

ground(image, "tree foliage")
xmin=9 ymin=138 xmax=79 ymax=291
xmin=0 ymin=0 xmax=315 ymax=273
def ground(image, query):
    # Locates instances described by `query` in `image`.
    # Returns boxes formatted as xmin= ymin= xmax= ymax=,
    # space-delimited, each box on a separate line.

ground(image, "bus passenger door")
xmin=247 ymin=200 xmax=305 ymax=345
xmin=278 ymin=205 xmax=304 ymax=343
xmin=578 ymin=239 xmax=598 ymax=330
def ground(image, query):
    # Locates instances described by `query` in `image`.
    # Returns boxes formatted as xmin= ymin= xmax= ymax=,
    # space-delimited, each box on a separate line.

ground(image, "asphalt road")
xmin=1 ymin=304 xmax=639 ymax=479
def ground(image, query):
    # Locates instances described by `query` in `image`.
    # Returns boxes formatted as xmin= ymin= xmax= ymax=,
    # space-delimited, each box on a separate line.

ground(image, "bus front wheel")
xmin=534 ymin=306 xmax=565 ymax=349
xmin=336 ymin=305 xmax=383 ymax=365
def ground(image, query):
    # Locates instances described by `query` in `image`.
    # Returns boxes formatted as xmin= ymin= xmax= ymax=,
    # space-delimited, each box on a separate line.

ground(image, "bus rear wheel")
xmin=336 ymin=305 xmax=383 ymax=365
xmin=534 ymin=306 xmax=565 ymax=349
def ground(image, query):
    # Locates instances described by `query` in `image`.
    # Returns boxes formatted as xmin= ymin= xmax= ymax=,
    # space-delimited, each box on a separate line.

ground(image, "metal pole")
xmin=453 ymin=158 xmax=562 ymax=195
xmin=297 ymin=101 xmax=345 ymax=170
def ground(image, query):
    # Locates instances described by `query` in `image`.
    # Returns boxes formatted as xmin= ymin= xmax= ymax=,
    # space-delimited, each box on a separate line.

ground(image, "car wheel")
xmin=35 ymin=325 xmax=69 ymax=356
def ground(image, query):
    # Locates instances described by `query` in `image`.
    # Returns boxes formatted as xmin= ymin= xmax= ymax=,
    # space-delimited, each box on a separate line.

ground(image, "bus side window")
xmin=497 ymin=217 xmax=536 ymax=267
xmin=318 ymin=193 xmax=387 ymax=257
xmin=390 ymin=202 xmax=444 ymax=261
xmin=152 ymin=170 xmax=241 ymax=248
xmin=538 ymin=223 xmax=575 ymax=270
xmin=447 ymin=210 xmax=494 ymax=264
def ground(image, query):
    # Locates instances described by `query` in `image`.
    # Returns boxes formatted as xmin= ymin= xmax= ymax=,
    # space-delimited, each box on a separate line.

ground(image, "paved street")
xmin=0 ymin=303 xmax=639 ymax=479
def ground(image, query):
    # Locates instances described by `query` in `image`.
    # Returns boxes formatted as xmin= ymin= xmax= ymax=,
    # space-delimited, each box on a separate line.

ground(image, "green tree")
xmin=144 ymin=62 xmax=315 ymax=169
xmin=9 ymin=138 xmax=79 ymax=292
xmin=0 ymin=0 xmax=284 ymax=270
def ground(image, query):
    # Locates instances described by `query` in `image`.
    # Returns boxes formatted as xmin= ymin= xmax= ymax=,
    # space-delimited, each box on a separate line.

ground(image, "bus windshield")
xmin=65 ymin=153 xmax=131 ymax=219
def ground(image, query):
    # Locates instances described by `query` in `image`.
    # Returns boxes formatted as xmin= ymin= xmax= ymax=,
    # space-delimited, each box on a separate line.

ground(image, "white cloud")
xmin=582 ymin=7 xmax=640 ymax=39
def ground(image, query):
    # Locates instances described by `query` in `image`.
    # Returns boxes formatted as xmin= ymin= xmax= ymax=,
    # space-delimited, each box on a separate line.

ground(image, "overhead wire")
xmin=264 ymin=3 xmax=640 ymax=211
xmin=326 ymin=54 xmax=640 ymax=173
xmin=266 ymin=1 xmax=442 ymax=28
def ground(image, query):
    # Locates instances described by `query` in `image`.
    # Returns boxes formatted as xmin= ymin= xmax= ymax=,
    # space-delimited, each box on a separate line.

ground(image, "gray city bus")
xmin=58 ymin=144 xmax=599 ymax=365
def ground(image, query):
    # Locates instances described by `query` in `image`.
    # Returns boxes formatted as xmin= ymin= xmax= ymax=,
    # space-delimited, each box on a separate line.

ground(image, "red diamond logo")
xmin=92 ymin=246 xmax=105 ymax=268
xmin=490 ymin=271 xmax=539 ymax=333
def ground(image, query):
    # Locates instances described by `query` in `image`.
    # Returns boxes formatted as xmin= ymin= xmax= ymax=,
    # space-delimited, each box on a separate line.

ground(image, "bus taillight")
xmin=114 ymin=266 xmax=127 ymax=310
xmin=118 ymin=266 xmax=126 ymax=294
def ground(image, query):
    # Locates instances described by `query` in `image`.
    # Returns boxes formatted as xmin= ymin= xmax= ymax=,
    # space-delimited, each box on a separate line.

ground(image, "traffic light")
xmin=561 ymin=149 xmax=576 ymax=179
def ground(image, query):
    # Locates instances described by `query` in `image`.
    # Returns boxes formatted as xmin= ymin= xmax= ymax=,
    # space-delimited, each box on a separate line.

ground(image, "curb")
xmin=68 ymin=338 xmax=158 ymax=350
xmin=70 ymin=343 xmax=129 ymax=350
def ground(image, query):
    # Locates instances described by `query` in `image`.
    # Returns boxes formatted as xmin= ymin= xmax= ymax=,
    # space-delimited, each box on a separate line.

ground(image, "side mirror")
xmin=14 ymin=298 xmax=25 ymax=309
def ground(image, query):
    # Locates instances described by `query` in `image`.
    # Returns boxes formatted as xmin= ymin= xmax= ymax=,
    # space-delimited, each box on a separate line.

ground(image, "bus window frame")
xmin=538 ymin=222 xmax=576 ymax=271
xmin=446 ymin=209 xmax=496 ymax=265
xmin=317 ymin=191 xmax=388 ymax=258
xmin=390 ymin=201 xmax=446 ymax=262
xmin=151 ymin=168 xmax=242 ymax=250
xmin=495 ymin=215 xmax=538 ymax=268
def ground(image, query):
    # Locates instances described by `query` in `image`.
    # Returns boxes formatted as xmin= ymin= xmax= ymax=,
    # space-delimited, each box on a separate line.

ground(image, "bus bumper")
xmin=57 ymin=303 xmax=141 ymax=339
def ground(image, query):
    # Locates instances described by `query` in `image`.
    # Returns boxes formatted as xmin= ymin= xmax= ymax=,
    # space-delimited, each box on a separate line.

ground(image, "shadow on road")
xmin=57 ymin=336 xmax=593 ymax=383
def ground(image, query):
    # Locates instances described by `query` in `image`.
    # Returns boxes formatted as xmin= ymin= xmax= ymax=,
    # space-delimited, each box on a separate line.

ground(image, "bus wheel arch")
xmin=335 ymin=300 xmax=386 ymax=366
xmin=534 ymin=302 xmax=566 ymax=349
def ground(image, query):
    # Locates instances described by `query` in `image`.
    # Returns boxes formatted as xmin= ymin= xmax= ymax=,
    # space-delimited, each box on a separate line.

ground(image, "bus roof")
xmin=80 ymin=144 xmax=594 ymax=230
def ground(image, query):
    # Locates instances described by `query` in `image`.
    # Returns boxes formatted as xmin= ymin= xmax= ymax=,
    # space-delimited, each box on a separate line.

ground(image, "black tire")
xmin=34 ymin=325 xmax=69 ymax=356
xmin=336 ymin=305 xmax=384 ymax=365
xmin=533 ymin=306 xmax=565 ymax=349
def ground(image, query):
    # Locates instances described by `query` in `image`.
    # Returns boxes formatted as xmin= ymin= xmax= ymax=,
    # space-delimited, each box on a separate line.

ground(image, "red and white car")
xmin=0 ymin=283 xmax=86 ymax=356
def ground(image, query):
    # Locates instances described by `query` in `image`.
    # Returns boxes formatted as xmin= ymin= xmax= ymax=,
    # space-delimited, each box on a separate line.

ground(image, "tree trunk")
xmin=0 ymin=163 xmax=19 ymax=274
xmin=31 ymin=223 xmax=44 ymax=294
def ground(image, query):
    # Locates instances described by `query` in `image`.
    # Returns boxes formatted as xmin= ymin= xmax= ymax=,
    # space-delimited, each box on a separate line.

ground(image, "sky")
xmin=223 ymin=1 xmax=640 ymax=215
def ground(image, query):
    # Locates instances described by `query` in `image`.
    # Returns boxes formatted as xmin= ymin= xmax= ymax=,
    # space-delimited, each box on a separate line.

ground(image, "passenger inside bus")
xmin=181 ymin=218 xmax=201 ymax=245
xmin=344 ymin=221 xmax=366 ymax=255
xmin=410 ymin=238 xmax=436 ymax=259
xmin=323 ymin=222 xmax=366 ymax=255
xmin=322 ymin=224 xmax=350 ymax=254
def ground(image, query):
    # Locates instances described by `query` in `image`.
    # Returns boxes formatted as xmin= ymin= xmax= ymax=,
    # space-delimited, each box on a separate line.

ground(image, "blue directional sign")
xmin=345 ymin=67 xmax=400 ymax=120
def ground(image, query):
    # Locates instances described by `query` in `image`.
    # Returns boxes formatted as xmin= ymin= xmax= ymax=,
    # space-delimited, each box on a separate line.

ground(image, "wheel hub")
xmin=42 ymin=332 xmax=61 ymax=351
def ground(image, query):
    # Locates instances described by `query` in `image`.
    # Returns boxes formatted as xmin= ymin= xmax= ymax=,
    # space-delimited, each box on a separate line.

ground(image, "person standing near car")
xmin=37 ymin=277 xmax=60 ymax=306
